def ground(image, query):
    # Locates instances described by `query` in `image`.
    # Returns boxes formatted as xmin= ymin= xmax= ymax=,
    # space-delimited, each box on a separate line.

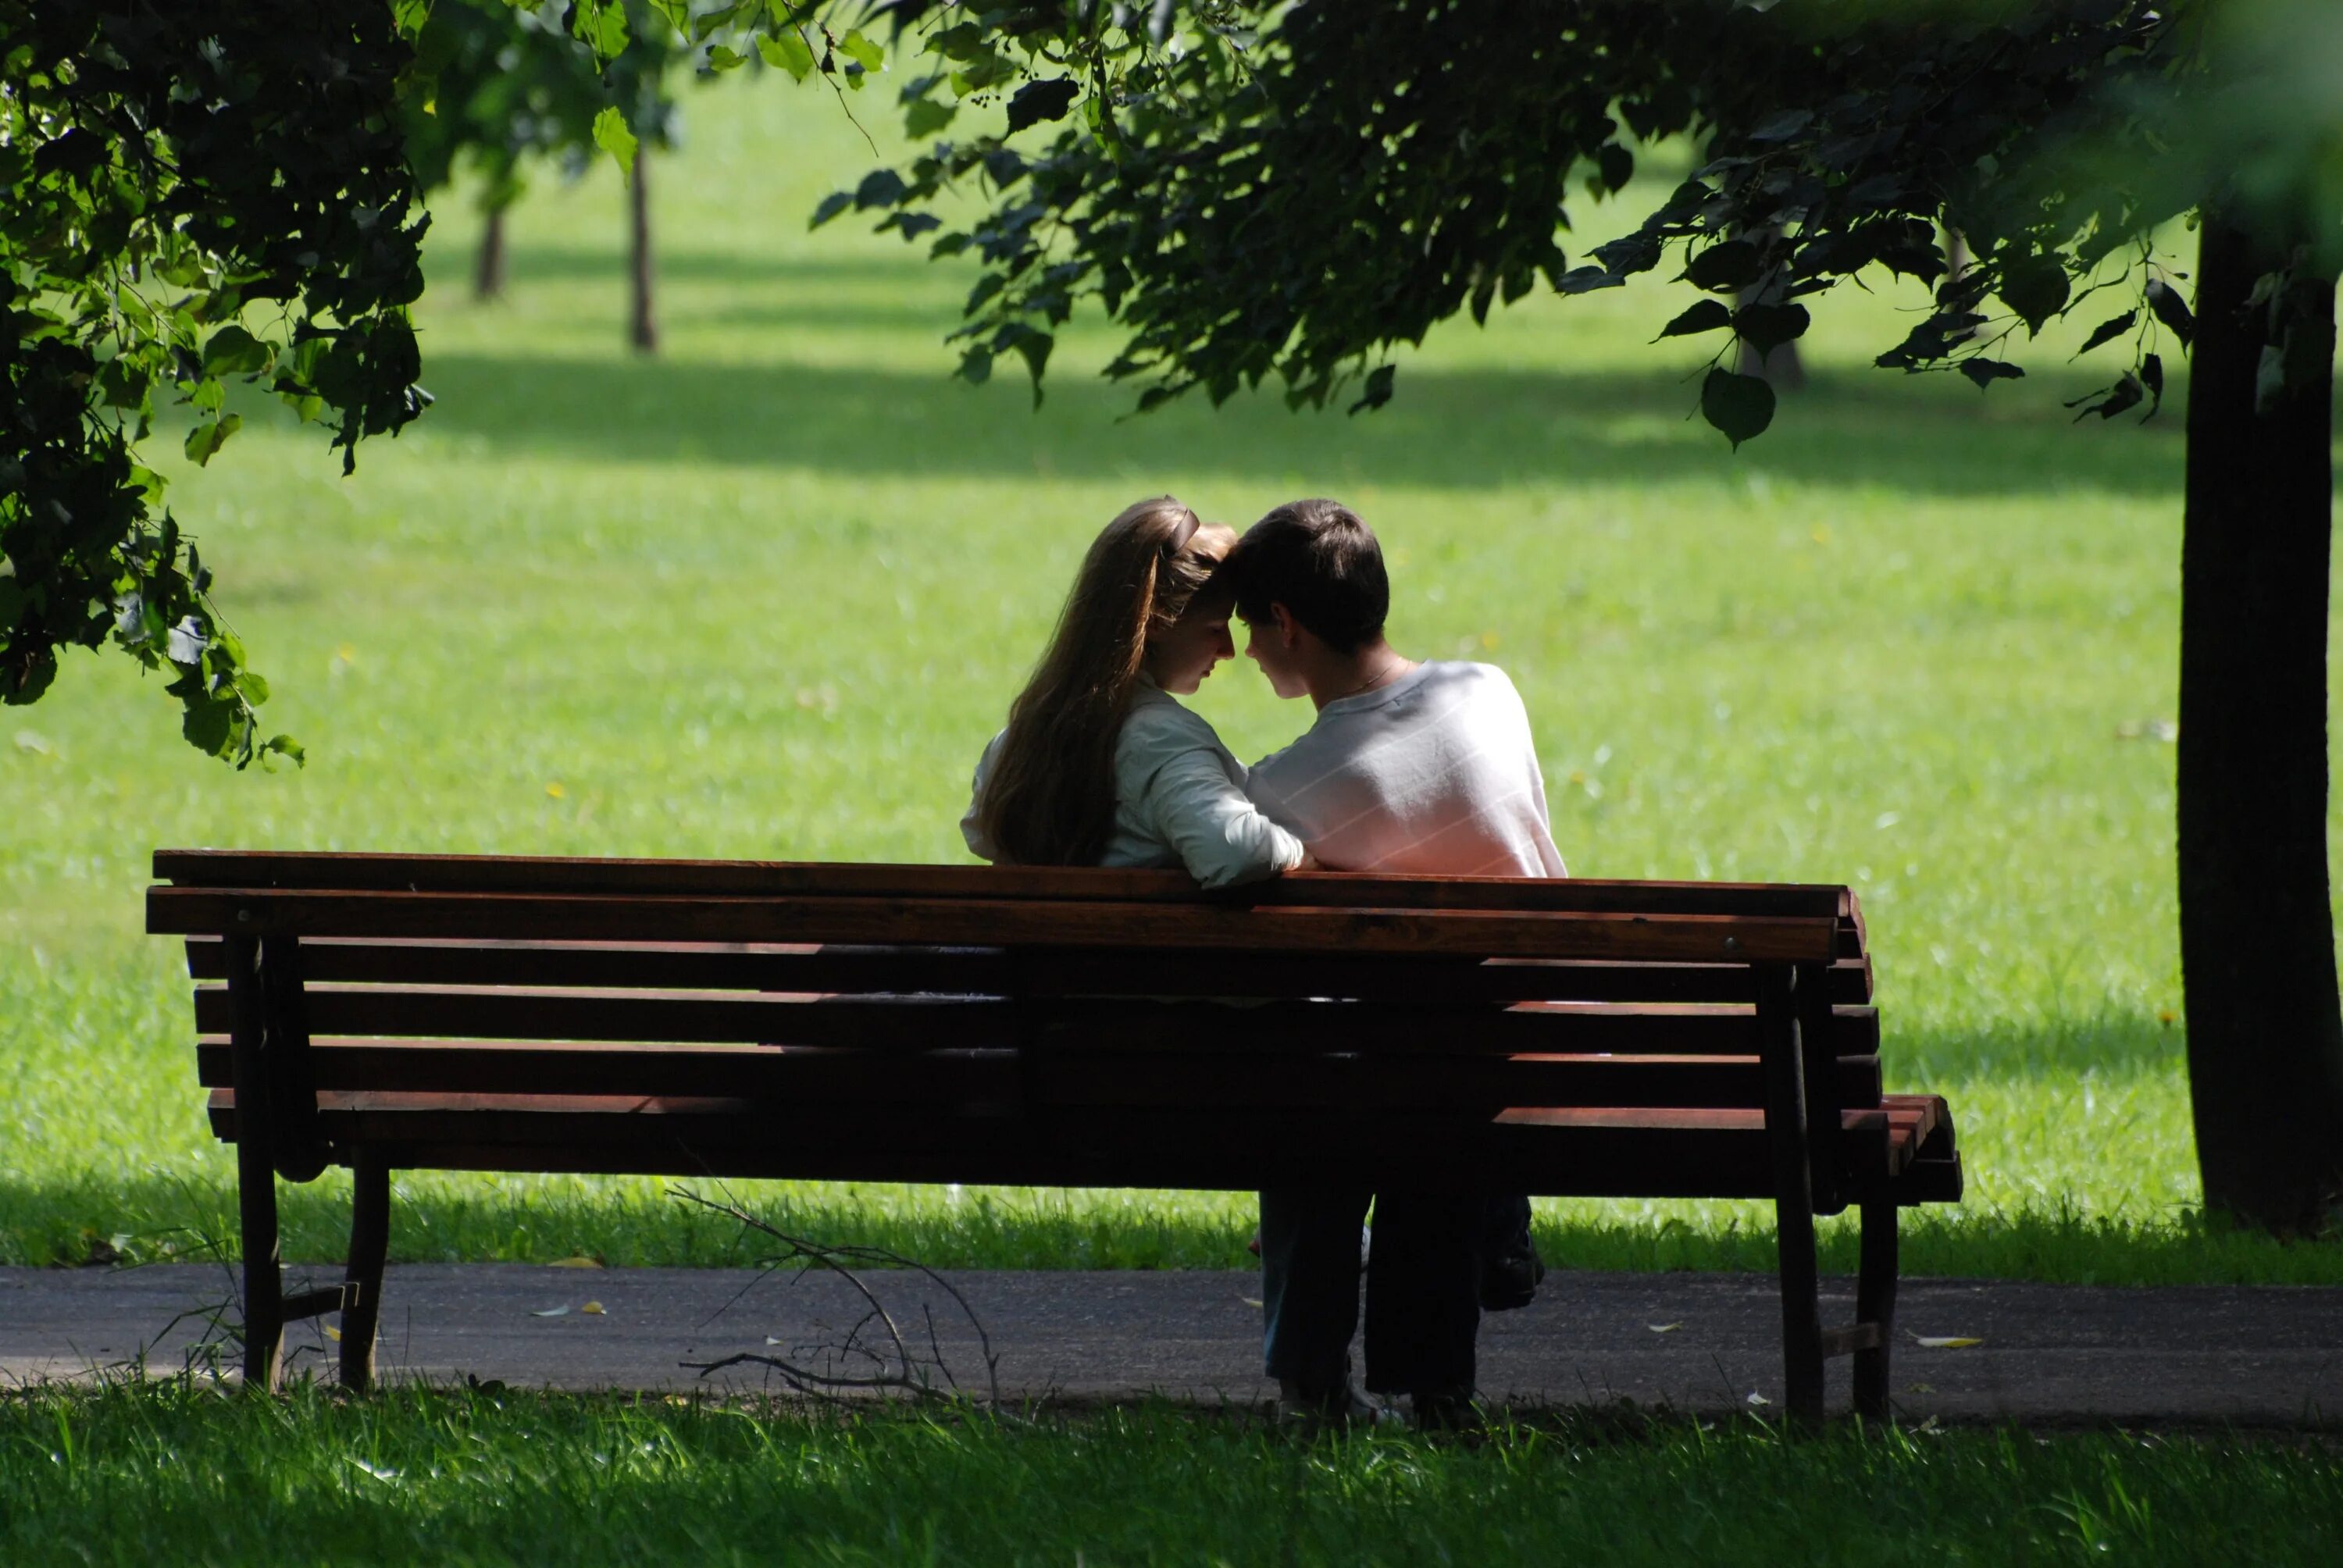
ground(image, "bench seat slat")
xmin=201 ymin=1090 xmax=1948 ymax=1199
xmin=150 ymin=887 xmax=1841 ymax=964
xmin=186 ymin=985 xmax=1882 ymax=1057
xmin=192 ymin=1039 xmax=1884 ymax=1110
xmin=180 ymin=936 xmax=1875 ymax=1005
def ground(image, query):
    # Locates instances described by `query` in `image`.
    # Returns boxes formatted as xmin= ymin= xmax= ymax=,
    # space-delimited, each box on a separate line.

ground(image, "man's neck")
xmin=1305 ymin=638 xmax=1417 ymax=711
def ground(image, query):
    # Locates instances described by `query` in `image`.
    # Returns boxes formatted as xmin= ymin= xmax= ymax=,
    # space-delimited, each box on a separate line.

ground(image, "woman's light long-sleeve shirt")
xmin=961 ymin=682 xmax=1304 ymax=889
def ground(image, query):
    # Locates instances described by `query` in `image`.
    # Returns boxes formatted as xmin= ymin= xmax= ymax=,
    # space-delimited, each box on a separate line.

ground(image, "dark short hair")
xmin=1225 ymin=499 xmax=1388 ymax=654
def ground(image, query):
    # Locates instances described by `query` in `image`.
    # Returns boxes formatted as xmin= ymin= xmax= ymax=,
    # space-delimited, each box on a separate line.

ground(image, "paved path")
xmin=5 ymin=1265 xmax=2338 ymax=1426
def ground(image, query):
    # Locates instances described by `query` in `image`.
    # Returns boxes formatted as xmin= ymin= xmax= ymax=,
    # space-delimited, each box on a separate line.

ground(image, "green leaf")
xmin=1349 ymin=363 xmax=1396 ymax=414
xmin=854 ymin=169 xmax=908 ymax=209
xmin=1746 ymin=108 xmax=1813 ymax=142
xmin=706 ymin=45 xmax=748 ymax=72
xmin=1685 ymin=240 xmax=1763 ymax=294
xmin=758 ymin=31 xmax=816 ymax=82
xmin=181 ymin=696 xmax=235 ymax=757
xmin=810 ymin=191 xmax=852 ymax=230
xmin=201 ymin=324 xmax=270 ymax=378
xmin=1657 ymin=300 xmax=1733 ymax=339
xmin=2077 ymin=309 xmax=2137 ymax=356
xmin=2143 ymin=279 xmax=2194 ymax=349
xmin=904 ymin=98 xmax=957 ymax=137
xmin=1999 ymin=255 xmax=2070 ymax=336
xmin=1007 ymin=79 xmax=1082 ymax=136
xmin=1958 ymin=358 xmax=2025 ymax=390
xmin=1552 ymin=265 xmax=1627 ymax=295
xmin=1732 ymin=301 xmax=1810 ymax=355
xmin=690 ymin=4 xmax=733 ymax=44
xmin=593 ymin=107 xmax=639 ymax=180
xmin=261 ymin=734 xmax=306 ymax=771
xmin=993 ymin=325 xmax=1053 ymax=404
xmin=571 ymin=1 xmax=630 ymax=61
xmin=1699 ymin=368 xmax=1775 ymax=450
xmin=95 ymin=356 xmax=152 ymax=409
xmin=840 ymin=30 xmax=885 ymax=73
xmin=184 ymin=413 xmax=241 ymax=468
xmin=1596 ymin=143 xmax=1634 ymax=193
xmin=2069 ymin=373 xmax=2145 ymax=422
xmin=935 ymin=23 xmax=998 ymax=62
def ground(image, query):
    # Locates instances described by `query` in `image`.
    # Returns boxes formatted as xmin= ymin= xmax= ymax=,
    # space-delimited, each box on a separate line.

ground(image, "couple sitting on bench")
xmin=962 ymin=497 xmax=1566 ymax=1427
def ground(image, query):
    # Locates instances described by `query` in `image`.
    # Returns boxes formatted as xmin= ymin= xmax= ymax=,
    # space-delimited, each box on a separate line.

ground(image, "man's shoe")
xmin=1479 ymin=1235 xmax=1546 ymax=1311
xmin=1407 ymin=1386 xmax=1483 ymax=1434
xmin=1277 ymin=1377 xmax=1395 ymax=1431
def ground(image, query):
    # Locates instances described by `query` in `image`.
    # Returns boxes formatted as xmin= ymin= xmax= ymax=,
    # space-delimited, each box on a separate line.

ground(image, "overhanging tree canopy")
xmin=2 ymin=0 xmax=433 ymax=762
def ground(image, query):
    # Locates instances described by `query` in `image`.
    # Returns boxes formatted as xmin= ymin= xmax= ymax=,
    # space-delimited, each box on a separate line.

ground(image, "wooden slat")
xmin=193 ymin=1039 xmax=1882 ymax=1110
xmin=155 ymin=849 xmax=1851 ymax=920
xmin=280 ymin=1285 xmax=348 ymax=1321
xmin=187 ymin=985 xmax=1882 ymax=1060
xmin=195 ymin=1039 xmax=1017 ymax=1100
xmin=201 ymin=1090 xmax=1939 ymax=1198
xmin=149 ymin=887 xmax=1842 ymax=963
xmin=180 ymin=935 xmax=1874 ymax=1005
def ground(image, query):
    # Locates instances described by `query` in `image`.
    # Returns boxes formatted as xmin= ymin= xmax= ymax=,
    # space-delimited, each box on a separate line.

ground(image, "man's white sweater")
xmin=1244 ymin=660 xmax=1566 ymax=877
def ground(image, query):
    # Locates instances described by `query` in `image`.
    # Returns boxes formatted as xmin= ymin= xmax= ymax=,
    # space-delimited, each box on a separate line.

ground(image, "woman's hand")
xmin=1294 ymin=847 xmax=1326 ymax=872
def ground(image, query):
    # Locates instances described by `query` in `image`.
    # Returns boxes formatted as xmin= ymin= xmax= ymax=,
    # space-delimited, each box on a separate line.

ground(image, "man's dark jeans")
xmin=1259 ymin=1188 xmax=1483 ymax=1397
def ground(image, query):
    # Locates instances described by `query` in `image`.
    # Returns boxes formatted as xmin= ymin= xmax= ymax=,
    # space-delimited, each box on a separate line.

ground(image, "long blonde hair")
xmin=975 ymin=497 xmax=1231 ymax=865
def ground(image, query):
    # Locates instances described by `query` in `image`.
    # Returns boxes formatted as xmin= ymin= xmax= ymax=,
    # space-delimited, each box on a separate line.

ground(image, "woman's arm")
xmin=961 ymin=731 xmax=1007 ymax=862
xmin=1135 ymin=744 xmax=1307 ymax=889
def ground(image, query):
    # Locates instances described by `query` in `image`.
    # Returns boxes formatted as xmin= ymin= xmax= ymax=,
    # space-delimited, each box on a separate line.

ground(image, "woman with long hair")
xmin=962 ymin=497 xmax=1304 ymax=886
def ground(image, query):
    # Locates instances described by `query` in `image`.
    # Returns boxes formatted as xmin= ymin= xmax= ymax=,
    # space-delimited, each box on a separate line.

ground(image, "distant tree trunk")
xmin=475 ymin=205 xmax=508 ymax=301
xmin=1942 ymin=227 xmax=1974 ymax=342
xmin=1738 ymin=223 xmax=1806 ymax=390
xmin=628 ymin=145 xmax=657 ymax=355
xmin=2178 ymin=215 xmax=2343 ymax=1233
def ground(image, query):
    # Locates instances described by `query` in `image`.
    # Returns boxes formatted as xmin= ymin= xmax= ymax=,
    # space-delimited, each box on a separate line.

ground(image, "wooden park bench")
xmin=148 ymin=849 xmax=1961 ymax=1420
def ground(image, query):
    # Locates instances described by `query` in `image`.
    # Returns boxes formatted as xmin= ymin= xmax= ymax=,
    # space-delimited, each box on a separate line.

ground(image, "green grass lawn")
xmin=5 ymin=1383 xmax=2339 ymax=1566
xmin=3 ymin=76 xmax=2340 ymax=1282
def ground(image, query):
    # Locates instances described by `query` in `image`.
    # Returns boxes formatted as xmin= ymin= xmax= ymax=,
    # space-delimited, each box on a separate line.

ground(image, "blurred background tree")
xmin=402 ymin=0 xmax=686 ymax=347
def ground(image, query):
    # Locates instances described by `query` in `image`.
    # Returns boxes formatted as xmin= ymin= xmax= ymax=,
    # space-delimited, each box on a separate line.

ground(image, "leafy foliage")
xmin=771 ymin=2 xmax=2334 ymax=450
xmin=1 ymin=1 xmax=430 ymax=762
xmin=401 ymin=1 xmax=687 ymax=216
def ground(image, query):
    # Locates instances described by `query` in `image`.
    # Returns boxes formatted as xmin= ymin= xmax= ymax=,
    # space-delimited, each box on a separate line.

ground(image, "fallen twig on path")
xmin=666 ymin=1184 xmax=1004 ymax=1408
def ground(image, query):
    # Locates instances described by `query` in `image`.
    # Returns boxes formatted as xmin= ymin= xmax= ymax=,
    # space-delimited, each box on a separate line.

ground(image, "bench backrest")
xmin=151 ymin=850 xmax=1877 ymax=1208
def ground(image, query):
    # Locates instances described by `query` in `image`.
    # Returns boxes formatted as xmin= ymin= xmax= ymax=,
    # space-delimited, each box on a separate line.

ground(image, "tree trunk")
xmin=628 ymin=146 xmax=657 ymax=355
xmin=2179 ymin=216 xmax=2343 ymax=1232
xmin=474 ymin=205 xmax=508 ymax=301
xmin=1942 ymin=227 xmax=1974 ymax=343
xmin=1738 ymin=223 xmax=1806 ymax=391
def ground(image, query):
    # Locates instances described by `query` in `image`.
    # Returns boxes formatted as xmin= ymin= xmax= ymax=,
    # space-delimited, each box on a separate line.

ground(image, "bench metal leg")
xmin=223 ymin=933 xmax=285 ymax=1392
xmin=1773 ymin=1192 xmax=1824 ymax=1425
xmin=1758 ymin=965 xmax=1825 ymax=1425
xmin=340 ymin=1152 xmax=391 ymax=1392
xmin=1853 ymin=1199 xmax=1899 ymax=1421
xmin=236 ymin=1124 xmax=285 ymax=1393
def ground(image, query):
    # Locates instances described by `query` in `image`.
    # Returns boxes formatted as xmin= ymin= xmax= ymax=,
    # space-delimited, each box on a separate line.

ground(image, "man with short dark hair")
xmin=1229 ymin=498 xmax=1563 ymax=878
xmin=1222 ymin=497 xmax=1565 ymax=1427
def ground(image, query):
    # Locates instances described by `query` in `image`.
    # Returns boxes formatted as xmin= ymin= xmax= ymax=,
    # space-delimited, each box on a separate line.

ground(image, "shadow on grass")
xmin=405 ymin=348 xmax=2198 ymax=500
xmin=7 ymin=1170 xmax=2338 ymax=1285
